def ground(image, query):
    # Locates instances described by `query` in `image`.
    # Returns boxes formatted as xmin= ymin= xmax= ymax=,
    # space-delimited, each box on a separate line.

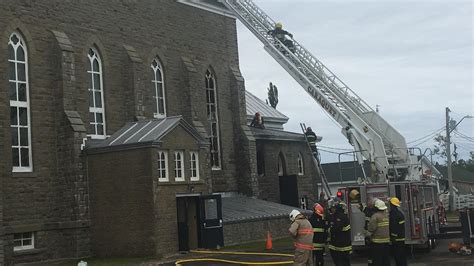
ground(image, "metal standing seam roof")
xmin=85 ymin=116 xmax=209 ymax=152
xmin=249 ymin=127 xmax=306 ymax=142
xmin=245 ymin=90 xmax=288 ymax=123
xmin=222 ymin=196 xmax=310 ymax=224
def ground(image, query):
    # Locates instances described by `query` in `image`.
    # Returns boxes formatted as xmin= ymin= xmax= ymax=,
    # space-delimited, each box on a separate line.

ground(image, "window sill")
xmin=12 ymin=172 xmax=38 ymax=178
xmin=13 ymin=248 xmax=46 ymax=256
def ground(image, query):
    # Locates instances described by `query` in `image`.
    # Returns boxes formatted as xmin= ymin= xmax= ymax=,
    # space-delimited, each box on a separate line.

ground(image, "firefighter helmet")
xmin=349 ymin=189 xmax=360 ymax=200
xmin=374 ymin=199 xmax=387 ymax=210
xmin=275 ymin=22 xmax=283 ymax=29
xmin=289 ymin=209 xmax=301 ymax=222
xmin=313 ymin=203 xmax=324 ymax=217
xmin=390 ymin=197 xmax=401 ymax=207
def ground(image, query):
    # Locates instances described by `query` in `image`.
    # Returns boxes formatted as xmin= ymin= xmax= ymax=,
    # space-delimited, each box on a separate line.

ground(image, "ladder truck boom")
xmin=183 ymin=0 xmax=436 ymax=182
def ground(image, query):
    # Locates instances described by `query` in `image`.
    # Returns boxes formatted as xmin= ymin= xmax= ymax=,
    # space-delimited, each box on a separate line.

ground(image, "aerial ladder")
xmin=300 ymin=123 xmax=332 ymax=197
xmin=215 ymin=0 xmax=436 ymax=183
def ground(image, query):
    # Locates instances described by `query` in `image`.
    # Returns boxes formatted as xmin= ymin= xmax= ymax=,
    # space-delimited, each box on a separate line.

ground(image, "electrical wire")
xmin=318 ymin=145 xmax=353 ymax=151
xmin=453 ymin=131 xmax=474 ymax=142
xmin=407 ymin=126 xmax=445 ymax=144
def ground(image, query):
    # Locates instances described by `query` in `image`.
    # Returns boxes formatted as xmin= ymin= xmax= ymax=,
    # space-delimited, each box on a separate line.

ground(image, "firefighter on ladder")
xmin=389 ymin=197 xmax=407 ymax=266
xmin=367 ymin=199 xmax=391 ymax=266
xmin=304 ymin=127 xmax=318 ymax=156
xmin=289 ymin=209 xmax=314 ymax=266
xmin=309 ymin=203 xmax=328 ymax=266
xmin=328 ymin=198 xmax=351 ymax=266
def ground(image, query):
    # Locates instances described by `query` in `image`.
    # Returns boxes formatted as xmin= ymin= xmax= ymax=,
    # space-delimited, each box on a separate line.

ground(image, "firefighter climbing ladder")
xmin=219 ymin=0 xmax=430 ymax=181
xmin=300 ymin=123 xmax=332 ymax=197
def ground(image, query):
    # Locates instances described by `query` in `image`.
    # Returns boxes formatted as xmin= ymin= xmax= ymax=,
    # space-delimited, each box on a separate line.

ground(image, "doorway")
xmin=176 ymin=196 xmax=200 ymax=251
xmin=279 ymin=175 xmax=299 ymax=207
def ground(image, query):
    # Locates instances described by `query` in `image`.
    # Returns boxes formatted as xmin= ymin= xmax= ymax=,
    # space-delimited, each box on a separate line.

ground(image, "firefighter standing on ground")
xmin=289 ymin=209 xmax=314 ymax=266
xmin=328 ymin=199 xmax=351 ymax=266
xmin=359 ymin=197 xmax=377 ymax=266
xmin=309 ymin=203 xmax=328 ymax=266
xmin=367 ymin=199 xmax=391 ymax=266
xmin=389 ymin=197 xmax=407 ymax=266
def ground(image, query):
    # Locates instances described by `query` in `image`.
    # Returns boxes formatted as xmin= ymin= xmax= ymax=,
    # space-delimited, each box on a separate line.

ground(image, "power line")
xmin=453 ymin=131 xmax=474 ymax=143
xmin=318 ymin=145 xmax=353 ymax=151
xmin=407 ymin=126 xmax=445 ymax=144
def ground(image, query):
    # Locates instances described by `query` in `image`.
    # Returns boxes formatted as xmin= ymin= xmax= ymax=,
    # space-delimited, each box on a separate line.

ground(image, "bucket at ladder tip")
xmin=265 ymin=231 xmax=273 ymax=250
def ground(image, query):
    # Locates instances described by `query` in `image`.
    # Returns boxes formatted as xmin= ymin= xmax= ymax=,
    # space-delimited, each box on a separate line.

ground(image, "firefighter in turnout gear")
xmin=289 ymin=209 xmax=314 ymax=266
xmin=309 ymin=203 xmax=328 ymax=266
xmin=359 ymin=198 xmax=378 ymax=266
xmin=367 ymin=199 xmax=391 ymax=266
xmin=304 ymin=127 xmax=318 ymax=155
xmin=328 ymin=199 xmax=351 ymax=266
xmin=389 ymin=197 xmax=407 ymax=266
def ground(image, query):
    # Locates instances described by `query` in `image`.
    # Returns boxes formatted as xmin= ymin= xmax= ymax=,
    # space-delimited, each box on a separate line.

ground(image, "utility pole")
xmin=446 ymin=107 xmax=454 ymax=211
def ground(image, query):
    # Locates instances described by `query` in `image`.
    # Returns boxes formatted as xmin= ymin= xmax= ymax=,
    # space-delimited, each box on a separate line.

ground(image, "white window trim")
xmin=298 ymin=153 xmax=304 ymax=175
xmin=151 ymin=58 xmax=166 ymax=118
xmin=9 ymin=32 xmax=33 ymax=172
xmin=158 ymin=151 xmax=169 ymax=182
xmin=174 ymin=151 xmax=185 ymax=182
xmin=87 ymin=48 xmax=107 ymax=139
xmin=205 ymin=70 xmax=221 ymax=170
xmin=190 ymin=151 xmax=200 ymax=181
xmin=13 ymin=232 xmax=34 ymax=251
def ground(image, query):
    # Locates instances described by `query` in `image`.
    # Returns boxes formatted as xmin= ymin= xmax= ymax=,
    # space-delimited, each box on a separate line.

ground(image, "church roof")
xmin=245 ymin=91 xmax=288 ymax=130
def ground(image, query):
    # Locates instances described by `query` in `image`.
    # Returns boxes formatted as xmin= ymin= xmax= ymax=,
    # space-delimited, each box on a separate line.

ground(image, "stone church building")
xmin=0 ymin=0 xmax=318 ymax=264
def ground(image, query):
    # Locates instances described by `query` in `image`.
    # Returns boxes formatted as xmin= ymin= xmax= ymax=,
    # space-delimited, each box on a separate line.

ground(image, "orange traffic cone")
xmin=265 ymin=231 xmax=273 ymax=250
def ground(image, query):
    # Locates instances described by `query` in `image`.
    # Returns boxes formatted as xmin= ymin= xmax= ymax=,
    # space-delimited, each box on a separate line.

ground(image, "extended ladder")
xmin=219 ymin=0 xmax=424 ymax=181
xmin=300 ymin=123 xmax=332 ymax=197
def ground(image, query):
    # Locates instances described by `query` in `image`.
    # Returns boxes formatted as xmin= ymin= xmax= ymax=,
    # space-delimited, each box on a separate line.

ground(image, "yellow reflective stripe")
xmin=313 ymin=228 xmax=325 ymax=233
xmin=395 ymin=238 xmax=405 ymax=242
xmin=390 ymin=233 xmax=398 ymax=237
xmin=313 ymin=243 xmax=325 ymax=247
xmin=399 ymin=220 xmax=405 ymax=224
xmin=342 ymin=225 xmax=351 ymax=231
xmin=372 ymin=238 xmax=390 ymax=243
xmin=377 ymin=222 xmax=389 ymax=227
xmin=328 ymin=245 xmax=352 ymax=252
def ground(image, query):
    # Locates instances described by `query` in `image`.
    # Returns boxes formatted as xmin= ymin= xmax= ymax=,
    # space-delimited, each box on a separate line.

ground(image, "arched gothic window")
xmin=87 ymin=47 xmax=106 ymax=138
xmin=8 ymin=32 xmax=32 ymax=172
xmin=151 ymin=58 xmax=166 ymax=118
xmin=205 ymin=69 xmax=221 ymax=169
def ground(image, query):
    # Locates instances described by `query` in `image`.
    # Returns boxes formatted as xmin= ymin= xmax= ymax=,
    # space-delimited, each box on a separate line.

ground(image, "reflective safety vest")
xmin=390 ymin=207 xmax=406 ymax=242
xmin=328 ymin=210 xmax=352 ymax=252
xmin=289 ymin=216 xmax=314 ymax=251
xmin=309 ymin=213 xmax=328 ymax=250
xmin=368 ymin=211 xmax=390 ymax=244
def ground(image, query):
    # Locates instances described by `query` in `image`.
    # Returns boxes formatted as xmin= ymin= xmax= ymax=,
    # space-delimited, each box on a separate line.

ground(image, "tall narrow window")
xmin=174 ymin=151 xmax=184 ymax=181
xmin=8 ymin=32 xmax=32 ymax=172
xmin=87 ymin=48 xmax=106 ymax=139
xmin=297 ymin=153 xmax=304 ymax=175
xmin=157 ymin=151 xmax=168 ymax=182
xmin=190 ymin=151 xmax=200 ymax=181
xmin=151 ymin=58 xmax=166 ymax=118
xmin=205 ymin=70 xmax=221 ymax=169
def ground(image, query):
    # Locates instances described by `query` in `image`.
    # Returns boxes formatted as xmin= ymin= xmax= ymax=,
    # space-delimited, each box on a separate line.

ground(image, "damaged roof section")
xmin=85 ymin=116 xmax=209 ymax=153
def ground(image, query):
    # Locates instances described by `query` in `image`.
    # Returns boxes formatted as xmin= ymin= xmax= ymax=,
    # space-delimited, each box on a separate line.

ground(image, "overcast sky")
xmin=236 ymin=0 xmax=473 ymax=163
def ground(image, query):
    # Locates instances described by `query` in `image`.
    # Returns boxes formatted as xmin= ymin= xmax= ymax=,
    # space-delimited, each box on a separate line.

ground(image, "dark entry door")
xmin=279 ymin=175 xmax=299 ymax=207
xmin=176 ymin=196 xmax=200 ymax=251
xmin=199 ymin=194 xmax=224 ymax=249
xmin=176 ymin=197 xmax=190 ymax=251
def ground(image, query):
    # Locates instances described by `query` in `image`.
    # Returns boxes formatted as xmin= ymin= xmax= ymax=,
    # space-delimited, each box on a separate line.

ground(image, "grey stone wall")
xmin=0 ymin=0 xmax=248 ymax=264
xmin=223 ymin=217 xmax=291 ymax=246
xmin=256 ymin=140 xmax=318 ymax=206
